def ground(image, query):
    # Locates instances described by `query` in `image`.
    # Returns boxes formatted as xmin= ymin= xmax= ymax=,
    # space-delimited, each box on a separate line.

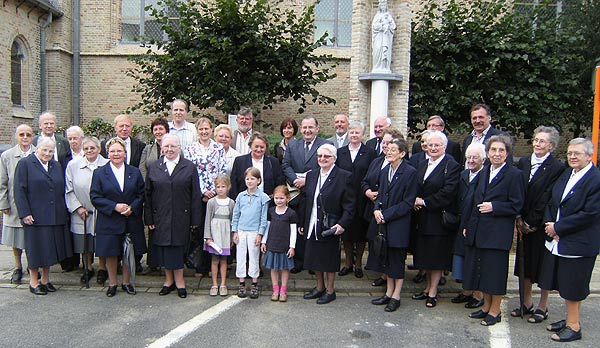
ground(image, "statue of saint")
xmin=371 ymin=0 xmax=396 ymax=73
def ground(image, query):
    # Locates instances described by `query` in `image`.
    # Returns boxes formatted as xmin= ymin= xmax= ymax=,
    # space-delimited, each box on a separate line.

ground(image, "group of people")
xmin=0 ymin=101 xmax=597 ymax=343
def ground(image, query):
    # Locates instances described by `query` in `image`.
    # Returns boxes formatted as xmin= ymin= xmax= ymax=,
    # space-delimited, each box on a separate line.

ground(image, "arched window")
xmin=11 ymin=40 xmax=24 ymax=106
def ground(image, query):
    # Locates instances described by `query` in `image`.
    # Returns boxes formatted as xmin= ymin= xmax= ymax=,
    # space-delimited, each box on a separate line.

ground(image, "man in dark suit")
xmin=365 ymin=116 xmax=392 ymax=156
xmin=461 ymin=104 xmax=513 ymax=166
xmin=32 ymin=112 xmax=71 ymax=172
xmin=327 ymin=114 xmax=350 ymax=148
xmin=101 ymin=114 xmax=145 ymax=169
xmin=539 ymin=138 xmax=600 ymax=342
xmin=411 ymin=115 xmax=461 ymax=162
xmin=282 ymin=116 xmax=332 ymax=272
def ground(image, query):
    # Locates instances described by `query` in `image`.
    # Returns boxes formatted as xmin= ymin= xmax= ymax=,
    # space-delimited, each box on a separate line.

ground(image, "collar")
xmin=164 ymin=155 xmax=180 ymax=165
xmin=471 ymin=125 xmax=492 ymax=139
xmin=531 ymin=152 xmax=550 ymax=165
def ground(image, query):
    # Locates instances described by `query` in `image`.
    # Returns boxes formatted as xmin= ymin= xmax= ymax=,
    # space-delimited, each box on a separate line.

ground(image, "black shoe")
xmin=480 ymin=313 xmax=502 ymax=326
xmin=372 ymin=295 xmax=391 ymax=305
xmin=159 ymin=283 xmax=176 ymax=296
xmin=121 ymin=284 xmax=136 ymax=295
xmin=438 ymin=276 xmax=446 ymax=286
xmin=371 ymin=277 xmax=386 ymax=287
xmin=338 ymin=266 xmax=353 ymax=276
xmin=469 ymin=309 xmax=489 ymax=319
xmin=80 ymin=269 xmax=95 ymax=283
xmin=177 ymin=287 xmax=187 ymax=298
xmin=354 ymin=268 xmax=364 ymax=278
xmin=451 ymin=293 xmax=473 ymax=304
xmin=41 ymin=282 xmax=57 ymax=292
xmin=290 ymin=268 xmax=302 ymax=274
xmin=317 ymin=292 xmax=336 ymax=304
xmin=106 ymin=285 xmax=117 ymax=297
xmin=10 ymin=268 xmax=23 ymax=284
xmin=413 ymin=272 xmax=426 ymax=284
xmin=29 ymin=285 xmax=47 ymax=295
xmin=97 ymin=269 xmax=108 ymax=285
xmin=465 ymin=297 xmax=484 ymax=309
xmin=411 ymin=291 xmax=428 ymax=300
xmin=384 ymin=298 xmax=401 ymax=312
xmin=547 ymin=320 xmax=567 ymax=332
xmin=303 ymin=287 xmax=326 ymax=300
xmin=552 ymin=326 xmax=582 ymax=342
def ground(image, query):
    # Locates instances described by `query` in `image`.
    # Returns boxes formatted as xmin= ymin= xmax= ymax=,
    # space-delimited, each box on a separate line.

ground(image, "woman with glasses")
xmin=0 ymin=125 xmax=35 ymax=284
xmin=301 ymin=144 xmax=354 ymax=305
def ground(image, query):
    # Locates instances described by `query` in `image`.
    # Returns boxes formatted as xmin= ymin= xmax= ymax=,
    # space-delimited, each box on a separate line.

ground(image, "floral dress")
xmin=184 ymin=139 xmax=226 ymax=194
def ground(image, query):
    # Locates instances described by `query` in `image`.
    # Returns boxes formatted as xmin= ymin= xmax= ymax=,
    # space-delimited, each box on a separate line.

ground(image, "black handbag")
xmin=372 ymin=224 xmax=388 ymax=268
xmin=442 ymin=210 xmax=460 ymax=230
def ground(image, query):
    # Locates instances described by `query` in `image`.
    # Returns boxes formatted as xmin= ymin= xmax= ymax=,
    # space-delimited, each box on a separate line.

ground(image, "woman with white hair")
xmin=14 ymin=137 xmax=71 ymax=295
xmin=301 ymin=143 xmax=355 ymax=305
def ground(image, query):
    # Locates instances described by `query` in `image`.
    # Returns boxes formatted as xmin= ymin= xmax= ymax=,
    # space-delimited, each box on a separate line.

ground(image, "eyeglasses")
xmin=83 ymin=146 xmax=98 ymax=152
xmin=533 ymin=138 xmax=549 ymax=144
xmin=428 ymin=143 xmax=444 ymax=149
xmin=567 ymin=151 xmax=586 ymax=157
xmin=18 ymin=133 xmax=33 ymax=137
xmin=317 ymin=154 xmax=333 ymax=159
xmin=162 ymin=144 xmax=180 ymax=149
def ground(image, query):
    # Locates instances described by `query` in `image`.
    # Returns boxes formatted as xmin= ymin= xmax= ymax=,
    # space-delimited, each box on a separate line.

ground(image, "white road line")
xmin=147 ymin=296 xmax=246 ymax=348
xmin=489 ymin=299 xmax=511 ymax=348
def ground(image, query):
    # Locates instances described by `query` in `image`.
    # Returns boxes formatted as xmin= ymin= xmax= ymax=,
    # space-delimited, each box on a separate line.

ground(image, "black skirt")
xmin=153 ymin=245 xmax=185 ymax=270
xmin=304 ymin=234 xmax=341 ymax=272
xmin=513 ymin=229 xmax=546 ymax=283
xmin=538 ymin=248 xmax=596 ymax=301
xmin=366 ymin=243 xmax=406 ymax=279
xmin=463 ymin=245 xmax=509 ymax=295
xmin=24 ymin=225 xmax=72 ymax=269
xmin=413 ymin=234 xmax=453 ymax=270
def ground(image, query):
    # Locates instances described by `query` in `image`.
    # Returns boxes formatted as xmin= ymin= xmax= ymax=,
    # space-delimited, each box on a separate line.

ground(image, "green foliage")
xmin=127 ymin=0 xmax=337 ymax=122
xmin=409 ymin=0 xmax=595 ymax=138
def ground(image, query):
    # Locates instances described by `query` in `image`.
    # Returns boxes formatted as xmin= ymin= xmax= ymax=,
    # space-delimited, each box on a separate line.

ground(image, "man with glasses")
xmin=411 ymin=115 xmax=461 ymax=162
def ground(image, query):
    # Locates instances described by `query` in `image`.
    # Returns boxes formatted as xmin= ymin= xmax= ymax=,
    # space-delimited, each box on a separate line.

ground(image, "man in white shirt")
xmin=327 ymin=114 xmax=350 ymax=148
xmin=231 ymin=106 xmax=253 ymax=154
xmin=168 ymin=99 xmax=197 ymax=150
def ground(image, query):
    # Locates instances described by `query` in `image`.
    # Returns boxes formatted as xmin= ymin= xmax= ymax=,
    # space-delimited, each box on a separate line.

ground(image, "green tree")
xmin=409 ymin=0 xmax=592 ymax=138
xmin=127 ymin=0 xmax=336 ymax=121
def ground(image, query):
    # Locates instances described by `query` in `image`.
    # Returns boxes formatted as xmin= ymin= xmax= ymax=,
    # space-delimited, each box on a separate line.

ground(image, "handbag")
xmin=372 ymin=224 xmax=388 ymax=268
xmin=442 ymin=209 xmax=460 ymax=230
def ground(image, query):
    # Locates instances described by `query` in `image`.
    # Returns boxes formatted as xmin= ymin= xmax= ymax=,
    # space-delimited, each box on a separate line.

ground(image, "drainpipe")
xmin=40 ymin=12 xmax=53 ymax=112
xmin=73 ymin=0 xmax=80 ymax=125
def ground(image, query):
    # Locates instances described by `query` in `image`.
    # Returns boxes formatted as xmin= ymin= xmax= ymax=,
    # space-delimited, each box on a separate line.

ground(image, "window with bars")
xmin=513 ymin=0 xmax=565 ymax=21
xmin=314 ymin=0 xmax=353 ymax=47
xmin=121 ymin=0 xmax=179 ymax=43
xmin=11 ymin=40 xmax=23 ymax=106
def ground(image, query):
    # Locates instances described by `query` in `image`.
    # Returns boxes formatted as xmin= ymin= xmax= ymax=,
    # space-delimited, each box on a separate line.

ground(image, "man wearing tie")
xmin=282 ymin=116 xmax=332 ymax=273
xmin=366 ymin=116 xmax=392 ymax=156
xmin=327 ymin=114 xmax=350 ymax=148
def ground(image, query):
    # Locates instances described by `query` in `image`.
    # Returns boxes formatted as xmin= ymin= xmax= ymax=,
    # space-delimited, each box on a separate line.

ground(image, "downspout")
xmin=73 ymin=0 xmax=81 ymax=125
xmin=40 ymin=12 xmax=53 ymax=112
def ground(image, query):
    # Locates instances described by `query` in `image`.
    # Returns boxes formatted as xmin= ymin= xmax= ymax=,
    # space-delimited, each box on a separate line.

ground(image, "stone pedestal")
xmin=358 ymin=72 xmax=403 ymax=137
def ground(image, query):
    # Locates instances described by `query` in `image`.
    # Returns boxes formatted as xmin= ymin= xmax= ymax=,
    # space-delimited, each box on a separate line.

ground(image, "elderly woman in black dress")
xmin=145 ymin=134 xmax=202 ymax=298
xmin=368 ymin=138 xmax=417 ymax=312
xmin=511 ymin=126 xmax=564 ymax=322
xmin=463 ymin=135 xmax=524 ymax=326
xmin=336 ymin=121 xmax=377 ymax=278
xmin=539 ymin=138 xmax=600 ymax=342
xmin=411 ymin=130 xmax=460 ymax=308
xmin=91 ymin=137 xmax=146 ymax=297
xmin=14 ymin=137 xmax=71 ymax=295
xmin=302 ymin=144 xmax=354 ymax=305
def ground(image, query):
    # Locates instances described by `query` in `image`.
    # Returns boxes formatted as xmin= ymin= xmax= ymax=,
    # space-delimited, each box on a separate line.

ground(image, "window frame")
xmin=314 ymin=0 xmax=353 ymax=48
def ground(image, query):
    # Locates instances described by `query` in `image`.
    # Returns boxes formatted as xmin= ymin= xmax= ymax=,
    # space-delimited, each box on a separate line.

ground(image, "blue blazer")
xmin=282 ymin=137 xmax=331 ymax=185
xmin=229 ymin=154 xmax=283 ymax=199
xmin=461 ymin=126 xmax=513 ymax=165
xmin=368 ymin=160 xmax=418 ymax=248
xmin=464 ymin=164 xmax=524 ymax=250
xmin=13 ymin=153 xmax=67 ymax=225
xmin=360 ymin=156 xmax=389 ymax=221
xmin=544 ymin=165 xmax=600 ymax=257
xmin=90 ymin=163 xmax=145 ymax=236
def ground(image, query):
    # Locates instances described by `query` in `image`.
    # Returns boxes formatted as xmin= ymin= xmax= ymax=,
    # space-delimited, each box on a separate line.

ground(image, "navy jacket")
xmin=90 ymin=163 xmax=145 ymax=236
xmin=544 ymin=165 xmax=600 ymax=257
xmin=101 ymin=137 xmax=146 ymax=169
xmin=461 ymin=126 xmax=513 ymax=166
xmin=336 ymin=143 xmax=377 ymax=221
xmin=464 ymin=164 xmax=524 ymax=250
xmin=368 ymin=160 xmax=418 ymax=248
xmin=282 ymin=136 xmax=331 ymax=185
xmin=229 ymin=154 xmax=283 ymax=199
xmin=13 ymin=153 xmax=67 ymax=225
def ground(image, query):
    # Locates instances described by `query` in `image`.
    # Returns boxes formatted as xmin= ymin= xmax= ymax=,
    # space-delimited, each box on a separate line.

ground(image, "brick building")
xmin=0 ymin=0 xmax=413 ymax=145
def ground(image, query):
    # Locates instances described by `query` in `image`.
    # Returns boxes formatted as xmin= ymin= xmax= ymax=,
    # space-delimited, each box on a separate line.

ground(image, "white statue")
xmin=371 ymin=0 xmax=396 ymax=73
